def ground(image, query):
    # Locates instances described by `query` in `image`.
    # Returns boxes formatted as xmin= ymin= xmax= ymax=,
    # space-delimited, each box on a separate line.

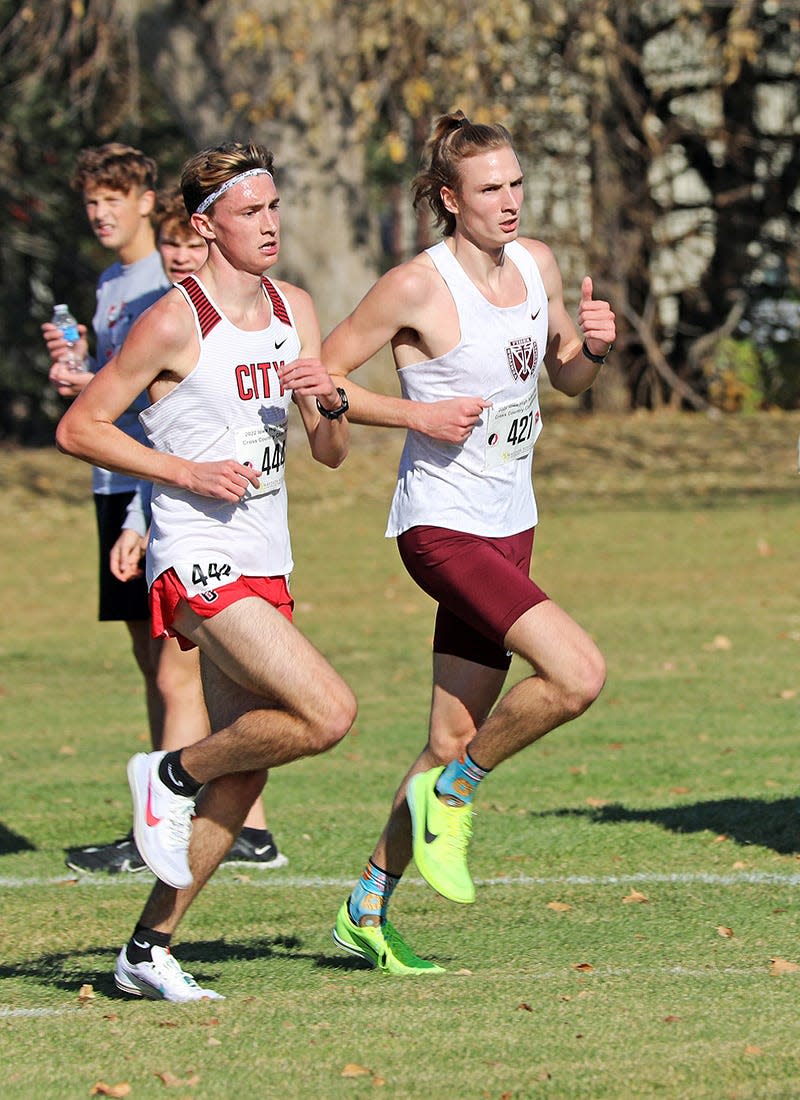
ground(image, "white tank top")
xmin=139 ymin=274 xmax=300 ymax=594
xmin=385 ymin=239 xmax=548 ymax=539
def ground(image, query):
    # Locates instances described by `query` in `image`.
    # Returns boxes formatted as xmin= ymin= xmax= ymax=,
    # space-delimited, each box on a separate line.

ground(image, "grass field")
xmin=1 ymin=409 xmax=799 ymax=1099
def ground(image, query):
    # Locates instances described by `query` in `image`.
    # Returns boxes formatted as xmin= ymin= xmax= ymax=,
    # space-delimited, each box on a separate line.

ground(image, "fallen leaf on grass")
xmin=585 ymin=797 xmax=608 ymax=808
xmin=769 ymin=957 xmax=800 ymax=975
xmin=341 ymin=1064 xmax=371 ymax=1078
xmin=704 ymin=634 xmax=732 ymax=651
xmin=90 ymin=1084 xmax=130 ymax=1098
xmin=573 ymin=962 xmax=594 ymax=972
xmin=717 ymin=926 xmax=734 ymax=938
xmin=547 ymin=900 xmax=572 ymax=912
xmin=59 ymin=744 xmax=77 ymax=755
xmin=622 ymin=889 xmax=648 ymax=904
xmin=207 ymin=1037 xmax=222 ymax=1047
xmin=670 ymin=786 xmax=690 ymax=795
xmin=78 ymin=984 xmax=95 ymax=1004
xmin=663 ymin=1015 xmax=681 ymax=1024
xmin=155 ymin=1070 xmax=200 ymax=1087
xmin=744 ymin=1045 xmax=763 ymax=1056
xmin=516 ymin=1003 xmax=533 ymax=1012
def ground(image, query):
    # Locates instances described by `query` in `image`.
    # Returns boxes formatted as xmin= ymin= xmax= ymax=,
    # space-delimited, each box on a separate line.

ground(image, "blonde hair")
xmin=181 ymin=142 xmax=275 ymax=215
xmin=412 ymin=110 xmax=514 ymax=237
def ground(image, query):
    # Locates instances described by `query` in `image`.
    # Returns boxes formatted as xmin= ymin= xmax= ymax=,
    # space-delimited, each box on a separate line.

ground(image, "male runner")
xmin=323 ymin=110 xmax=615 ymax=973
xmin=57 ymin=140 xmax=356 ymax=1001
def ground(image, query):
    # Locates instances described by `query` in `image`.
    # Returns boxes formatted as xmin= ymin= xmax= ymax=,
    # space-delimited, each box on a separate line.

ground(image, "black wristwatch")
xmin=582 ymin=340 xmax=613 ymax=365
xmin=316 ymin=386 xmax=349 ymax=420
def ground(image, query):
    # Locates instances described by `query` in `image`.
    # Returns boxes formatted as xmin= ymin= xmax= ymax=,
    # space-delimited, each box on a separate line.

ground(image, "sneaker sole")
xmin=65 ymin=858 xmax=149 ymax=875
xmin=332 ymin=922 xmax=444 ymax=976
xmin=128 ymin=754 xmax=193 ymax=891
xmin=222 ymin=853 xmax=289 ymax=869
xmin=114 ymin=971 xmax=149 ymax=998
xmin=113 ymin=970 xmax=214 ymax=1003
xmin=331 ymin=926 xmax=377 ymax=968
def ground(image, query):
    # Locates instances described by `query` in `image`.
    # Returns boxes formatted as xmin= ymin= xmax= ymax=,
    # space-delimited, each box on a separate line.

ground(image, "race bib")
xmin=232 ymin=421 xmax=286 ymax=498
xmin=483 ymin=388 xmax=542 ymax=469
xmin=174 ymin=556 xmax=240 ymax=599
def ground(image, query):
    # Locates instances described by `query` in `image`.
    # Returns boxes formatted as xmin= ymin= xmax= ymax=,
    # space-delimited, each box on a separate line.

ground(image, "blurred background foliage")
xmin=1 ymin=0 xmax=798 ymax=441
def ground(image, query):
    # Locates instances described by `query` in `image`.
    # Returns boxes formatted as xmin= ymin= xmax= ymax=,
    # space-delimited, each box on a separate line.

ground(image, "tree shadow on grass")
xmin=0 ymin=823 xmax=36 ymax=855
xmin=534 ymin=796 xmax=800 ymax=854
xmin=0 ymin=934 xmax=451 ymax=997
xmin=0 ymin=935 xmax=306 ymax=999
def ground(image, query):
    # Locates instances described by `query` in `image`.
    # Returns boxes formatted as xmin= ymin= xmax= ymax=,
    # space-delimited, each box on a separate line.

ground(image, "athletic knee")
xmin=561 ymin=651 xmax=606 ymax=718
xmin=306 ymin=682 xmax=357 ymax=754
xmin=427 ymin=726 xmax=475 ymax=768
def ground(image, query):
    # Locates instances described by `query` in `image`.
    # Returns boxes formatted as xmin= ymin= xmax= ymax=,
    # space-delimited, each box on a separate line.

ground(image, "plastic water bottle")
xmin=51 ymin=303 xmax=84 ymax=371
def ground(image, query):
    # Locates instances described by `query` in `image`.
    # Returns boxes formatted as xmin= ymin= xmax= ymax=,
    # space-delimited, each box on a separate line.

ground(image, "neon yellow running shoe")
xmin=332 ymin=902 xmax=444 ymax=975
xmin=407 ymin=765 xmax=475 ymax=904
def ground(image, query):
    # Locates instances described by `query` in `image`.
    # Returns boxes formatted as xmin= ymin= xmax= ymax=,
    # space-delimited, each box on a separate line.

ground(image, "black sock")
xmin=126 ymin=925 xmax=171 ymax=964
xmin=240 ymin=826 xmax=271 ymax=843
xmin=158 ymin=751 xmax=203 ymax=796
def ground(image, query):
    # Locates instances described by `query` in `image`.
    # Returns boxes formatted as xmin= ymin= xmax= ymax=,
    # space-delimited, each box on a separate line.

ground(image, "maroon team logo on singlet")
xmin=506 ymin=336 xmax=537 ymax=382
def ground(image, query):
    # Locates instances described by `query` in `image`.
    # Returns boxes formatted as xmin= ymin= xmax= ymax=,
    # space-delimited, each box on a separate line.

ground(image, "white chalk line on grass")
xmin=0 ymin=1005 xmax=76 ymax=1018
xmin=1 ymin=870 xmax=800 ymax=890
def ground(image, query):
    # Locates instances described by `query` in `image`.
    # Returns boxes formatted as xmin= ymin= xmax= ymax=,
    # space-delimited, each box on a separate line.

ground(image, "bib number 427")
xmin=506 ymin=413 xmax=534 ymax=447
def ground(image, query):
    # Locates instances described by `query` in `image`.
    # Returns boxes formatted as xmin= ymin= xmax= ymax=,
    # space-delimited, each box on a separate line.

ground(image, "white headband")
xmin=194 ymin=168 xmax=273 ymax=215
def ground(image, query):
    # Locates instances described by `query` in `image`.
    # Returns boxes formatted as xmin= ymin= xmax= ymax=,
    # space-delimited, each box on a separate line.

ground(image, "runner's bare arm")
xmin=56 ymin=295 xmax=260 ymax=502
xmin=323 ymin=263 xmax=488 ymax=444
xmin=277 ymin=284 xmax=350 ymax=469
xmin=523 ymin=240 xmax=616 ymax=397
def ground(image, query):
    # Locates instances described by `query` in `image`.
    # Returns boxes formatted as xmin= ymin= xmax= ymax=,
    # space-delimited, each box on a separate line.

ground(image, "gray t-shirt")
xmin=90 ymin=250 xmax=170 ymax=494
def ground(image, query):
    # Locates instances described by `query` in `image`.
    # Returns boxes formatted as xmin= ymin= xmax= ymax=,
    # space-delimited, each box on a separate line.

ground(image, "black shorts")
xmin=94 ymin=492 xmax=150 ymax=623
xmin=396 ymin=525 xmax=548 ymax=671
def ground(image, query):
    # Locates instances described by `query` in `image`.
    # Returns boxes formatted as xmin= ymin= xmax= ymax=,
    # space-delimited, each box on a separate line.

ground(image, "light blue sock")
xmin=348 ymin=860 xmax=400 ymax=927
xmin=435 ymin=750 xmax=490 ymax=806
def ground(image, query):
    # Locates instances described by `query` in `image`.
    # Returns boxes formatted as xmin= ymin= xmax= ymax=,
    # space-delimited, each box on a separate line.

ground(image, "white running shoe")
xmin=128 ymin=751 xmax=195 ymax=889
xmin=114 ymin=945 xmax=224 ymax=1003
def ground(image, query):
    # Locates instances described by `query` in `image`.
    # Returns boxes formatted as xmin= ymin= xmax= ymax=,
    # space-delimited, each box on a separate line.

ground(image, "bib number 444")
xmin=191 ymin=560 xmax=232 ymax=588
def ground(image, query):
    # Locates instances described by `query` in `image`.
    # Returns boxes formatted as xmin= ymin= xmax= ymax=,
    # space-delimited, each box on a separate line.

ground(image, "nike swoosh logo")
xmin=253 ymin=845 xmax=273 ymax=855
xmin=422 ymin=799 xmax=439 ymax=844
xmin=145 ymin=781 xmax=161 ymax=827
xmin=132 ymin=938 xmax=150 ymax=950
xmin=166 ymin=763 xmax=184 ymax=789
xmin=531 ymin=307 xmax=541 ymax=321
xmin=275 ymin=337 xmax=287 ymax=349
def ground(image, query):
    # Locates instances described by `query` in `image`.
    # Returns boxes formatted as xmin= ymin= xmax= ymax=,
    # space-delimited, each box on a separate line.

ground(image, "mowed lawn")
xmin=1 ymin=409 xmax=799 ymax=1099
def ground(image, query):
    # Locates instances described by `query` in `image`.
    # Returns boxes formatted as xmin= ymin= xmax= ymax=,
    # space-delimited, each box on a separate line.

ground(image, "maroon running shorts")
xmin=150 ymin=568 xmax=294 ymax=651
xmin=396 ymin=525 xmax=548 ymax=670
